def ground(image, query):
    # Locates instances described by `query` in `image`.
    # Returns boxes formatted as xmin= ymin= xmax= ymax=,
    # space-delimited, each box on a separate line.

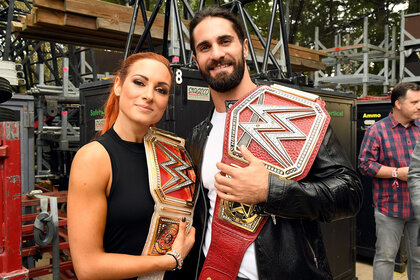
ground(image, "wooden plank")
xmin=15 ymin=23 xmax=159 ymax=51
xmin=288 ymin=46 xmax=322 ymax=62
xmin=65 ymin=12 xmax=97 ymax=30
xmin=26 ymin=11 xmax=33 ymax=26
xmin=249 ymin=35 xmax=326 ymax=64
xmin=11 ymin=21 xmax=23 ymax=31
xmin=289 ymin=44 xmax=326 ymax=58
xmin=96 ymin=17 xmax=164 ymax=39
xmin=33 ymin=7 xmax=97 ymax=30
xmin=33 ymin=0 xmax=65 ymax=11
xmin=17 ymin=27 xmax=128 ymax=50
xmin=22 ymin=13 xmax=131 ymax=42
xmin=65 ymin=0 xmax=168 ymax=27
xmin=33 ymin=6 xmax=65 ymax=25
xmin=64 ymin=0 xmax=133 ymax=21
xmin=17 ymin=15 xmax=28 ymax=29
xmin=289 ymin=56 xmax=326 ymax=71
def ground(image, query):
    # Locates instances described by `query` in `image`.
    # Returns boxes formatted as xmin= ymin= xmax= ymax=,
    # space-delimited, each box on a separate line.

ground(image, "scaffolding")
xmin=399 ymin=11 xmax=420 ymax=83
xmin=314 ymin=16 xmax=397 ymax=96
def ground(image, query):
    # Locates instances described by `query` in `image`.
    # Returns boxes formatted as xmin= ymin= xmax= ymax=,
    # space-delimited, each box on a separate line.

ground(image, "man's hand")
xmin=214 ymin=145 xmax=269 ymax=204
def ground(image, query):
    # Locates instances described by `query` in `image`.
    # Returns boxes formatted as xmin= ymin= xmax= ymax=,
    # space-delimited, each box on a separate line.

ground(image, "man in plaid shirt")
xmin=359 ymin=82 xmax=420 ymax=280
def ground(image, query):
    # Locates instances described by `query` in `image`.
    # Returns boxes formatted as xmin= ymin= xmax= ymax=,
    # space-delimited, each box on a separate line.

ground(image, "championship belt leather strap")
xmin=138 ymin=127 xmax=197 ymax=280
xmin=199 ymin=84 xmax=331 ymax=280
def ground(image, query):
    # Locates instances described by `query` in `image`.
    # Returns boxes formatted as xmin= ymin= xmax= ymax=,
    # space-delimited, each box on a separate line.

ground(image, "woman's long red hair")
xmin=100 ymin=52 xmax=173 ymax=135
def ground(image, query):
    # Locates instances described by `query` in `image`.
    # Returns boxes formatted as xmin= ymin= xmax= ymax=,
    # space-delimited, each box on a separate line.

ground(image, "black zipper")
xmin=301 ymin=220 xmax=318 ymax=269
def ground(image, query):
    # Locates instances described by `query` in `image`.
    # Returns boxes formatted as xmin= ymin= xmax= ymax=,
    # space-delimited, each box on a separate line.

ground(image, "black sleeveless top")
xmin=96 ymin=128 xmax=178 ymax=280
xmin=97 ymin=128 xmax=154 ymax=263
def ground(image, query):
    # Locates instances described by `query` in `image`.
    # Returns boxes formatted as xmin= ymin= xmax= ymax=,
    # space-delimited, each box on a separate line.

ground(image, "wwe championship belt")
xmin=138 ymin=127 xmax=197 ymax=280
xmin=199 ymin=84 xmax=331 ymax=280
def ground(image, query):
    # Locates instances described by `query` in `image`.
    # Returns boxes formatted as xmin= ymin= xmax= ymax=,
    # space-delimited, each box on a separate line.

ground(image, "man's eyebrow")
xmin=196 ymin=34 xmax=235 ymax=50
xmin=196 ymin=40 xmax=209 ymax=50
xmin=218 ymin=34 xmax=234 ymax=41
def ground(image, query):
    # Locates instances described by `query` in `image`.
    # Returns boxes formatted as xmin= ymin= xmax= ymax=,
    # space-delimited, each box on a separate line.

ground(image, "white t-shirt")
xmin=201 ymin=110 xmax=258 ymax=280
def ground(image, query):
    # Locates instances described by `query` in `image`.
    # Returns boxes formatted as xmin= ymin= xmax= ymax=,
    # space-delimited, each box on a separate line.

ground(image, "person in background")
xmin=181 ymin=6 xmax=363 ymax=280
xmin=67 ymin=52 xmax=195 ymax=280
xmin=408 ymin=129 xmax=420 ymax=247
xmin=359 ymin=82 xmax=420 ymax=280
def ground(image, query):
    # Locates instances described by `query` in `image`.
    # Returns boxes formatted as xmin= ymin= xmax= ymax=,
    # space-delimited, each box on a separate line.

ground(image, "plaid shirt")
xmin=358 ymin=113 xmax=420 ymax=218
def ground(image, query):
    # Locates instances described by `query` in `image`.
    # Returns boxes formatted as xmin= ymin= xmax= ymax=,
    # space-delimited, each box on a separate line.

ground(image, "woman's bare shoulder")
xmin=71 ymin=141 xmax=110 ymax=174
xmin=69 ymin=140 xmax=111 ymax=193
xmin=75 ymin=141 xmax=108 ymax=160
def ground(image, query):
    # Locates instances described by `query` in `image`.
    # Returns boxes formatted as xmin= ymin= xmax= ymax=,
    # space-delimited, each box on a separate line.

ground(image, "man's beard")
xmin=199 ymin=55 xmax=245 ymax=93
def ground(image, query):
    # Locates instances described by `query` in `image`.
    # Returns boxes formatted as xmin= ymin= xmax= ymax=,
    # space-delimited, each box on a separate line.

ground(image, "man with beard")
xmin=181 ymin=6 xmax=363 ymax=280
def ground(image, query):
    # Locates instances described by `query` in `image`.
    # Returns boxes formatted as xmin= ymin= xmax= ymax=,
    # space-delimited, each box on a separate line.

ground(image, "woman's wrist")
xmin=166 ymin=250 xmax=183 ymax=270
xmin=165 ymin=253 xmax=178 ymax=271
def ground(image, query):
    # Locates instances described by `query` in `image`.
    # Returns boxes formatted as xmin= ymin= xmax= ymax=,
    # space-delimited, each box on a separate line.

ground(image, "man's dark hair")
xmin=189 ymin=6 xmax=246 ymax=55
xmin=391 ymin=82 xmax=420 ymax=107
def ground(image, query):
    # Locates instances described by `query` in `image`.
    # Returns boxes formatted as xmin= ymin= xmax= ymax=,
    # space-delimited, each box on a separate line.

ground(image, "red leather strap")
xmin=199 ymin=197 xmax=267 ymax=280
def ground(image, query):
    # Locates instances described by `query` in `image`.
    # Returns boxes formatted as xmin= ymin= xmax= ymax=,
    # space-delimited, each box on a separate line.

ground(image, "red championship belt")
xmin=199 ymin=84 xmax=331 ymax=280
xmin=139 ymin=127 xmax=197 ymax=280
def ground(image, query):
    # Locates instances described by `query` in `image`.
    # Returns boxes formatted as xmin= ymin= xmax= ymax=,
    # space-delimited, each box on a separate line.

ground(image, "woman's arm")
xmin=67 ymin=142 xmax=195 ymax=280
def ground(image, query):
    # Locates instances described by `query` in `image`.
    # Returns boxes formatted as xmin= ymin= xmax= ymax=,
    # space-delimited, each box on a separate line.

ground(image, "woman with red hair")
xmin=67 ymin=52 xmax=195 ymax=280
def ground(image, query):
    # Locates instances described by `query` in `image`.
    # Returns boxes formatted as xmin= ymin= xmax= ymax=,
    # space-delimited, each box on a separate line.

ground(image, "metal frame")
xmin=1 ymin=0 xmax=98 ymax=89
xmin=125 ymin=0 xmax=293 ymax=81
xmin=0 ymin=0 xmax=97 ymax=183
xmin=399 ymin=11 xmax=420 ymax=83
xmin=314 ymin=16 xmax=397 ymax=96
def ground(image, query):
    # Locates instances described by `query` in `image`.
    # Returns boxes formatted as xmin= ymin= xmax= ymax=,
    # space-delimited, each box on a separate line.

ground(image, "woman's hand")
xmin=170 ymin=218 xmax=196 ymax=262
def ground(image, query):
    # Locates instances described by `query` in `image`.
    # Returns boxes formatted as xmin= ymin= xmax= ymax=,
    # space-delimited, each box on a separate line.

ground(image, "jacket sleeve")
xmin=256 ymin=126 xmax=363 ymax=223
xmin=408 ymin=137 xmax=420 ymax=222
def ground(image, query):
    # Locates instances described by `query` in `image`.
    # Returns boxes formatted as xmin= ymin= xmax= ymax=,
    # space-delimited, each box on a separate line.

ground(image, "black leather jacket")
xmin=179 ymin=109 xmax=363 ymax=280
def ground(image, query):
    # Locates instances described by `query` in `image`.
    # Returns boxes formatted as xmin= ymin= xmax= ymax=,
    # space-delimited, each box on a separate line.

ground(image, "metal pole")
xmin=50 ymin=196 xmax=60 ymax=280
xmin=172 ymin=0 xmax=187 ymax=64
xmin=384 ymin=23 xmax=389 ymax=93
xmin=3 ymin=0 xmax=16 ymax=60
xmin=261 ymin=0 xmax=278 ymax=73
xmin=162 ymin=0 xmax=172 ymax=58
xmin=277 ymin=0 xmax=292 ymax=77
xmin=362 ymin=17 xmax=368 ymax=96
xmin=36 ymin=99 xmax=44 ymax=177
xmin=399 ymin=10 xmax=405 ymax=82
xmin=285 ymin=0 xmax=290 ymax=39
xmin=391 ymin=26 xmax=396 ymax=86
xmin=314 ymin=26 xmax=320 ymax=87
xmin=169 ymin=0 xmax=179 ymax=58
xmin=134 ymin=0 xmax=165 ymax=53
xmin=242 ymin=8 xmax=281 ymax=69
xmin=237 ymin=2 xmax=260 ymax=74
xmin=124 ymin=0 xmax=141 ymax=59
xmin=63 ymin=57 xmax=69 ymax=97
xmin=139 ymin=0 xmax=155 ymax=52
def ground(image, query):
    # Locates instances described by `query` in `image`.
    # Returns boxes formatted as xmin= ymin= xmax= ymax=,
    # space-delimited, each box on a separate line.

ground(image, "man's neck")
xmin=392 ymin=110 xmax=412 ymax=127
xmin=211 ymin=77 xmax=256 ymax=113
